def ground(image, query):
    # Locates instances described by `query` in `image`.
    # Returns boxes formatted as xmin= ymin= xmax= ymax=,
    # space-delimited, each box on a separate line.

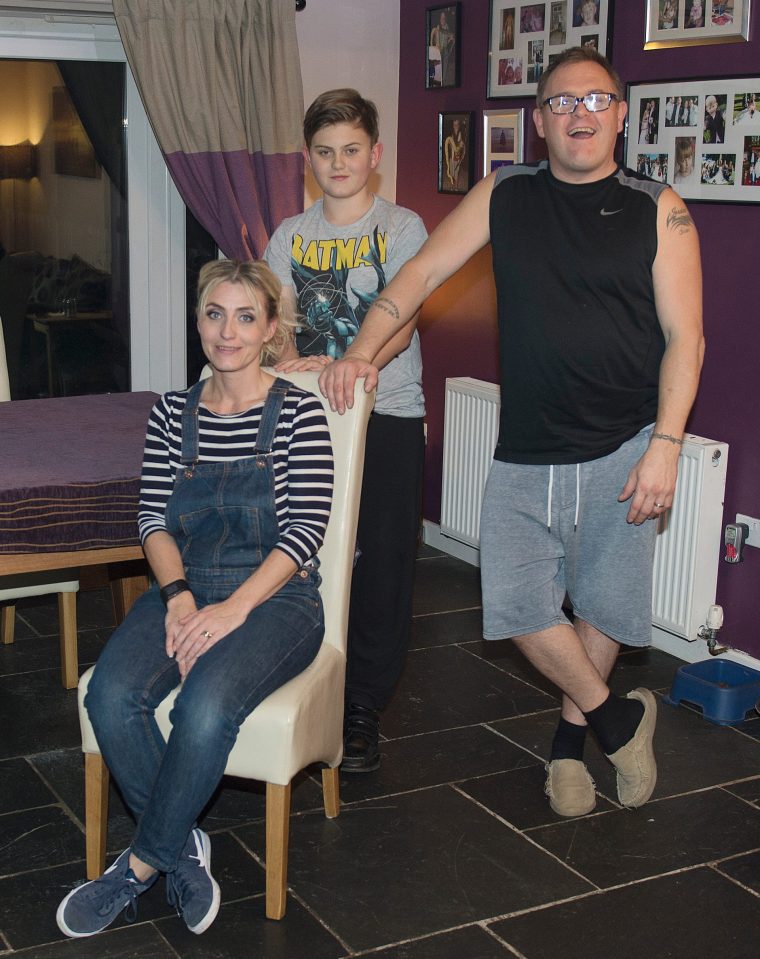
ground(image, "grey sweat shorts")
xmin=480 ymin=426 xmax=658 ymax=647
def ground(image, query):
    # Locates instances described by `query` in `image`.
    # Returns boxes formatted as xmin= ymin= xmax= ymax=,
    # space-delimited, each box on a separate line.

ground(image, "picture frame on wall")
xmin=644 ymin=1 xmax=752 ymax=50
xmin=426 ymin=4 xmax=461 ymax=89
xmin=625 ymin=76 xmax=760 ymax=203
xmin=438 ymin=111 xmax=474 ymax=193
xmin=487 ymin=0 xmax=613 ymax=99
xmin=482 ymin=108 xmax=525 ymax=176
xmin=53 ymin=86 xmax=100 ymax=179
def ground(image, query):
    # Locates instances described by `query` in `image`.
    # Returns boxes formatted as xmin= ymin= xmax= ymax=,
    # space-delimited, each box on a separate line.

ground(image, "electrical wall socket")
xmin=736 ymin=514 xmax=760 ymax=548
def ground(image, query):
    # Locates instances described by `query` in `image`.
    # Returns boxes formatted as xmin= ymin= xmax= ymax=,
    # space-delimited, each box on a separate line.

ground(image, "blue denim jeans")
xmin=85 ymin=378 xmax=325 ymax=873
xmin=86 ymin=578 xmax=322 ymax=873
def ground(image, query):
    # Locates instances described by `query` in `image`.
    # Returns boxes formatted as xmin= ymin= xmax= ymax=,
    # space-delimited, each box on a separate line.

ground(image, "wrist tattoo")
xmin=666 ymin=206 xmax=694 ymax=235
xmin=651 ymin=431 xmax=684 ymax=447
xmin=372 ymin=297 xmax=401 ymax=322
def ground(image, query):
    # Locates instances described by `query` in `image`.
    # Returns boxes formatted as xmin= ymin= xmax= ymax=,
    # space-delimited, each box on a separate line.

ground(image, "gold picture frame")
xmin=644 ymin=1 xmax=752 ymax=49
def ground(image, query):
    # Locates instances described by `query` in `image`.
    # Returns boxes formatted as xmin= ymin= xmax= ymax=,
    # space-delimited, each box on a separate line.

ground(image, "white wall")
xmin=296 ymin=0 xmax=400 ymax=206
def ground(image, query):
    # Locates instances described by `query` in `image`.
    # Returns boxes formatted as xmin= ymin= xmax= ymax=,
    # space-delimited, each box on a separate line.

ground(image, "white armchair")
xmin=77 ymin=369 xmax=374 ymax=919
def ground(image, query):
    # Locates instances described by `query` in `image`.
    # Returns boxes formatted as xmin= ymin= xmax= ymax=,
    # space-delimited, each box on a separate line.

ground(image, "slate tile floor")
xmin=2 ymin=547 xmax=760 ymax=958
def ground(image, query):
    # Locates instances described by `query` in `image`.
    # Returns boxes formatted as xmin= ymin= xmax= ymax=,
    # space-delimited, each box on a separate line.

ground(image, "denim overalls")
xmin=86 ymin=378 xmax=325 ymax=873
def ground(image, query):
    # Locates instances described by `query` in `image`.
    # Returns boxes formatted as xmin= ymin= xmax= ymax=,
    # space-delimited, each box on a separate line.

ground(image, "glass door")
xmin=0 ymin=11 xmax=187 ymax=396
xmin=0 ymin=57 xmax=127 ymax=398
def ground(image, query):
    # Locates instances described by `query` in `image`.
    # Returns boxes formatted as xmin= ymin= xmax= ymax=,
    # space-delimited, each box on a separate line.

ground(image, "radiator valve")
xmin=698 ymin=604 xmax=727 ymax=655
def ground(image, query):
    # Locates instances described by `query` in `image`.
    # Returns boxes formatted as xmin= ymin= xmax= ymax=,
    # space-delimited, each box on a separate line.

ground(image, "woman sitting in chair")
xmin=56 ymin=259 xmax=334 ymax=938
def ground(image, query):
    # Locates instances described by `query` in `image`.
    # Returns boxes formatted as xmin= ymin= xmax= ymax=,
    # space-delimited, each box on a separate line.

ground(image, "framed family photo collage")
xmin=645 ymin=0 xmax=752 ymax=49
xmin=487 ymin=0 xmax=612 ymax=98
xmin=626 ymin=76 xmax=760 ymax=203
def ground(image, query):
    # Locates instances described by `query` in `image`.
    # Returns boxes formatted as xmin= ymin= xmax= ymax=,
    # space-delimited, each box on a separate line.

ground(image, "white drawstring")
xmin=547 ymin=464 xmax=580 ymax=531
xmin=547 ymin=465 xmax=554 ymax=531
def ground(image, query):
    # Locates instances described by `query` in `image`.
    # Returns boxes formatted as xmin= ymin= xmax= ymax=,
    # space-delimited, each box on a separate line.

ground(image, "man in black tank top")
xmin=320 ymin=48 xmax=704 ymax=817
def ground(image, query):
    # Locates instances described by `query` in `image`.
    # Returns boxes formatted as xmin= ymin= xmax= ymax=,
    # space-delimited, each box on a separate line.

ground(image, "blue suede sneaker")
xmin=167 ymin=828 xmax=220 ymax=934
xmin=56 ymin=847 xmax=158 ymax=938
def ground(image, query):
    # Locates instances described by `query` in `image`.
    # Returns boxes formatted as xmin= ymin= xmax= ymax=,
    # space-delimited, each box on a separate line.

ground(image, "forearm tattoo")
xmin=666 ymin=206 xmax=695 ymax=235
xmin=372 ymin=296 xmax=401 ymax=322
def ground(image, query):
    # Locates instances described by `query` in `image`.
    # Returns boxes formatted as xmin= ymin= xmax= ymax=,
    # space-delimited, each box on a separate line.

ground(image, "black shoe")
xmin=341 ymin=702 xmax=380 ymax=773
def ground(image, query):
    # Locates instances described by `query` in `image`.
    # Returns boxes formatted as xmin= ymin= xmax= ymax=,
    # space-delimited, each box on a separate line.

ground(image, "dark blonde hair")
xmin=196 ymin=259 xmax=295 ymax=367
xmin=303 ymin=88 xmax=379 ymax=147
xmin=536 ymin=46 xmax=624 ymax=106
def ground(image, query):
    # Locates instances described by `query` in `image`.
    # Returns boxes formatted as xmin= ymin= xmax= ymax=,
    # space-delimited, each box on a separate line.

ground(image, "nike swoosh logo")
xmin=600 ymin=208 xmax=623 ymax=216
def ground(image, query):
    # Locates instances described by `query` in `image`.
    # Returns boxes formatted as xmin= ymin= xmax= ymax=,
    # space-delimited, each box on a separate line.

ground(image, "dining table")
xmin=0 ymin=390 xmax=158 ymax=685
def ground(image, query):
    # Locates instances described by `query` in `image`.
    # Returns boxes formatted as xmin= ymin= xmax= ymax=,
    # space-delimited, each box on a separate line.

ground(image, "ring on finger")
xmin=201 ymin=630 xmax=213 ymax=640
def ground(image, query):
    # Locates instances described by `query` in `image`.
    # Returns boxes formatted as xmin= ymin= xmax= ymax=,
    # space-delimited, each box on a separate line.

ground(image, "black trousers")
xmin=345 ymin=412 xmax=425 ymax=711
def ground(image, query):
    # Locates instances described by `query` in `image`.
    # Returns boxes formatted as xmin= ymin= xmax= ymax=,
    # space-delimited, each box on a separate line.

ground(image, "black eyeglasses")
xmin=542 ymin=92 xmax=618 ymax=115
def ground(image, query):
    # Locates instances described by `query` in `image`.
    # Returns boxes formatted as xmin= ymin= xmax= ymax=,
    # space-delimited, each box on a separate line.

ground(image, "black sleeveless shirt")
xmin=489 ymin=161 xmax=667 ymax=464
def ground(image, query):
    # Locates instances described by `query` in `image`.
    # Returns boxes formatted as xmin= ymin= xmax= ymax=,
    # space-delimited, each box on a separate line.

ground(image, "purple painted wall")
xmin=397 ymin=0 xmax=760 ymax=657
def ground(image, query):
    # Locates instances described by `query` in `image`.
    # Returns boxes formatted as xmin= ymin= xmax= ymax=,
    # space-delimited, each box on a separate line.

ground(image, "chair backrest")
xmin=198 ymin=364 xmax=373 ymax=654
xmin=0 ymin=315 xmax=11 ymax=402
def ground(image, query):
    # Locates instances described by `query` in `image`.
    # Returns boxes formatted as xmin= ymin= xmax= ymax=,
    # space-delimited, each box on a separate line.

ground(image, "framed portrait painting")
xmin=482 ymin=109 xmax=525 ymax=176
xmin=438 ymin=111 xmax=474 ymax=193
xmin=487 ymin=0 xmax=613 ymax=99
xmin=427 ymin=4 xmax=461 ymax=89
xmin=625 ymin=76 xmax=760 ymax=203
xmin=644 ymin=1 xmax=752 ymax=49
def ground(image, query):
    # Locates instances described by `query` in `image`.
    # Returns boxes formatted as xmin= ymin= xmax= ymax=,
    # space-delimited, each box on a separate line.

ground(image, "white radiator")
xmin=652 ymin=435 xmax=728 ymax=640
xmin=440 ymin=376 xmax=729 ymax=641
xmin=441 ymin=378 xmax=501 ymax=548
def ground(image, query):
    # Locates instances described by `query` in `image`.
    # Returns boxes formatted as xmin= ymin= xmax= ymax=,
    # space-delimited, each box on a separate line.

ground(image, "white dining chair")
xmin=77 ymin=369 xmax=374 ymax=919
xmin=0 ymin=314 xmax=80 ymax=688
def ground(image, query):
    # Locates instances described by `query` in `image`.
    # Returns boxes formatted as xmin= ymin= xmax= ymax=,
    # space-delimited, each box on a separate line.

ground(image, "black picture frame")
xmin=625 ymin=75 xmax=760 ymax=203
xmin=487 ymin=0 xmax=614 ymax=99
xmin=438 ymin=111 xmax=474 ymax=193
xmin=426 ymin=4 xmax=461 ymax=89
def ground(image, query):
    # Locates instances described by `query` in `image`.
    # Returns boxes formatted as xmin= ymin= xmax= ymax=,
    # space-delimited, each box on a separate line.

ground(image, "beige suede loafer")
xmin=544 ymin=758 xmax=597 ymax=817
xmin=606 ymin=688 xmax=657 ymax=809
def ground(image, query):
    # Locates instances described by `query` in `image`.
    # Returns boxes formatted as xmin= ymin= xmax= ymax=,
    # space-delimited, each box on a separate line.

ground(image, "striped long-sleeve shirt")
xmin=137 ymin=385 xmax=334 ymax=569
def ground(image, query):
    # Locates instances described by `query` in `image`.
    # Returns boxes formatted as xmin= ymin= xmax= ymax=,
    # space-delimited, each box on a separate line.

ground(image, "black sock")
xmin=550 ymin=717 xmax=588 ymax=761
xmin=583 ymin=693 xmax=644 ymax=755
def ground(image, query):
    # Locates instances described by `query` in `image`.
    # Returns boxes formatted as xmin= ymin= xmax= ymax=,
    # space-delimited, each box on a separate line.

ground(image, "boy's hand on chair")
xmin=275 ymin=354 xmax=333 ymax=373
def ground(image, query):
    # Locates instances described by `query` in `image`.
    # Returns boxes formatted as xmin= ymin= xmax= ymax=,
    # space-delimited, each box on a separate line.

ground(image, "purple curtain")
xmin=113 ymin=0 xmax=304 ymax=260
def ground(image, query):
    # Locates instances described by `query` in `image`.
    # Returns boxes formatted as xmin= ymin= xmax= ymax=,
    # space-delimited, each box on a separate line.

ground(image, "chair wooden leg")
xmin=1 ymin=604 xmax=15 ymax=645
xmin=85 ymin=753 xmax=109 ymax=880
xmin=58 ymin=591 xmax=78 ymax=689
xmin=322 ymin=766 xmax=340 ymax=819
xmin=265 ymin=782 xmax=291 ymax=920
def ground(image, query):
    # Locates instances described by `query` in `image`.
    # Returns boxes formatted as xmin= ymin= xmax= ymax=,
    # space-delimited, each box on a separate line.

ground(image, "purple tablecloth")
xmin=0 ymin=392 xmax=157 ymax=553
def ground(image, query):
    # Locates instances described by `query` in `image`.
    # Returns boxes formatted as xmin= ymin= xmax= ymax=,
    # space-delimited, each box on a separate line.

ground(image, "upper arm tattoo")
xmin=371 ymin=296 xmax=401 ymax=322
xmin=666 ymin=205 xmax=695 ymax=235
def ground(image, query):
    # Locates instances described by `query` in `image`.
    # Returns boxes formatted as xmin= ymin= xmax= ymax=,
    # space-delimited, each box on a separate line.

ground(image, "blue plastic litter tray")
xmin=664 ymin=658 xmax=760 ymax=725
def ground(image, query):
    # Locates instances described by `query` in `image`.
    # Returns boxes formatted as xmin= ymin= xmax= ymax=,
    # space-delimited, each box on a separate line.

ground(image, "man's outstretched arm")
xmin=319 ymin=172 xmax=497 ymax=412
